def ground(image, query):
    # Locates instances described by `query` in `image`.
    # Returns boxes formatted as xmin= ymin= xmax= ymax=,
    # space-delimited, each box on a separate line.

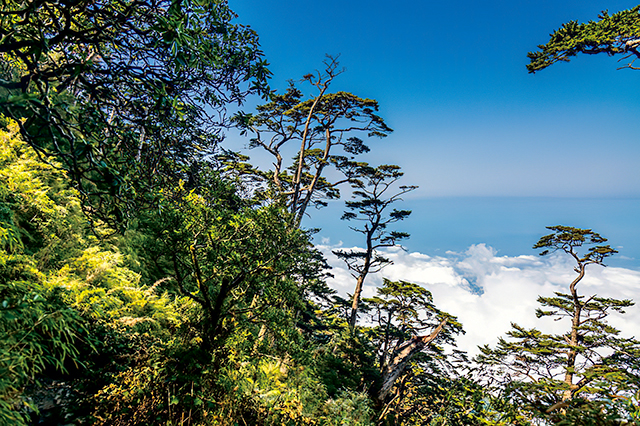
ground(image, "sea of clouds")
xmin=317 ymin=242 xmax=640 ymax=356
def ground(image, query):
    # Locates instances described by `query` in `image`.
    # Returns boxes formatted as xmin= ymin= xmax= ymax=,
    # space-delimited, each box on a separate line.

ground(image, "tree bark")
xmin=291 ymin=85 xmax=327 ymax=221
xmin=209 ymin=272 xmax=246 ymax=339
xmin=377 ymin=319 xmax=447 ymax=403
xmin=348 ymin=226 xmax=376 ymax=330
xmin=295 ymin=127 xmax=332 ymax=226
xmin=563 ymin=264 xmax=585 ymax=401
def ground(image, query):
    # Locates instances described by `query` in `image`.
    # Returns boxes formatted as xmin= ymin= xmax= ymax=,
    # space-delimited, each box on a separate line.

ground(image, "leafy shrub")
xmin=0 ymin=253 xmax=85 ymax=425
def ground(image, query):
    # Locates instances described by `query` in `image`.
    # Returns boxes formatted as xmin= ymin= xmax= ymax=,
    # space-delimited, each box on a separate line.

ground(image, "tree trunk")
xmin=563 ymin=265 xmax=585 ymax=402
xmin=291 ymin=87 xmax=327 ymax=221
xmin=376 ymin=319 xmax=447 ymax=403
xmin=208 ymin=273 xmax=246 ymax=341
xmin=295 ymin=127 xmax=333 ymax=226
xmin=349 ymin=273 xmax=367 ymax=330
xmin=348 ymin=227 xmax=376 ymax=330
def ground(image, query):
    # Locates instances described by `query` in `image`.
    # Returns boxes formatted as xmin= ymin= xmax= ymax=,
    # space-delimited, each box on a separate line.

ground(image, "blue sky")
xmin=227 ymin=1 xmax=640 ymax=266
xmin=230 ymin=0 xmax=639 ymax=196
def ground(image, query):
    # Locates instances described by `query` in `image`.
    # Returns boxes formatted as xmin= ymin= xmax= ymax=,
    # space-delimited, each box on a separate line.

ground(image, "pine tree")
xmin=476 ymin=226 xmax=640 ymax=423
xmin=332 ymin=164 xmax=416 ymax=330
xmin=527 ymin=6 xmax=640 ymax=73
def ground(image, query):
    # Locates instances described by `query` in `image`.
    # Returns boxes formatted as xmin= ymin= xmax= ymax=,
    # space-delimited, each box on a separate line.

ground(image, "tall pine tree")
xmin=477 ymin=226 xmax=640 ymax=423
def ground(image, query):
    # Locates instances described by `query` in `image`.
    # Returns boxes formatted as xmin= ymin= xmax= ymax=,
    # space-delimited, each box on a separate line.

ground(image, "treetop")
xmin=527 ymin=6 xmax=640 ymax=73
xmin=533 ymin=225 xmax=617 ymax=265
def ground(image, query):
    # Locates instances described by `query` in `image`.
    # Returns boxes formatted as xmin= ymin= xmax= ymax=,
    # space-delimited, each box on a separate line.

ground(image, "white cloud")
xmin=317 ymin=242 xmax=640 ymax=356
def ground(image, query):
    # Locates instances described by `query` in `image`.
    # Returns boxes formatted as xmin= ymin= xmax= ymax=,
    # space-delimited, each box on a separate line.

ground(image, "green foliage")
xmin=213 ymin=357 xmax=327 ymax=425
xmin=135 ymin=174 xmax=319 ymax=349
xmin=49 ymin=246 xmax=183 ymax=335
xmin=0 ymin=0 xmax=270 ymax=224
xmin=384 ymin=374 xmax=530 ymax=426
xmin=362 ymin=279 xmax=466 ymax=420
xmin=91 ymin=364 xmax=172 ymax=426
xmin=546 ymin=396 xmax=640 ymax=425
xmin=366 ymin=279 xmax=463 ymax=364
xmin=0 ymin=117 xmax=189 ymax=424
xmin=334 ymin=164 xmax=416 ymax=268
xmin=533 ymin=225 xmax=617 ymax=263
xmin=90 ymin=330 xmax=377 ymax=425
xmin=1 ymin=6 xmax=408 ymax=425
xmin=0 ymin=119 xmax=91 ymax=424
xmin=315 ymin=331 xmax=381 ymax=398
xmin=0 ymin=252 xmax=85 ymax=425
xmin=527 ymin=6 xmax=640 ymax=72
xmin=321 ymin=390 xmax=375 ymax=426
xmin=0 ymin=119 xmax=87 ymax=267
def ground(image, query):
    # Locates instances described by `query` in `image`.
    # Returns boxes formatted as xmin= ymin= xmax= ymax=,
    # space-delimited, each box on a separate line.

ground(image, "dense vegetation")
xmin=1 ymin=1 xmax=639 ymax=424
